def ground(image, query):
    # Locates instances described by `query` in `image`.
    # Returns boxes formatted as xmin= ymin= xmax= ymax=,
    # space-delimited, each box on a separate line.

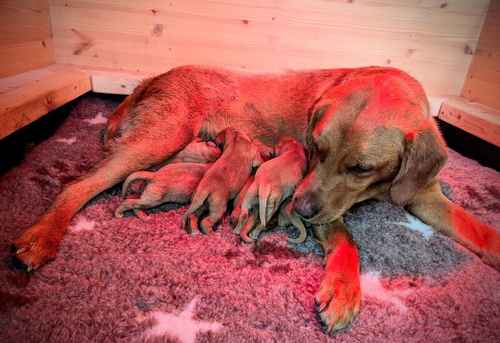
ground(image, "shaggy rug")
xmin=0 ymin=94 xmax=499 ymax=343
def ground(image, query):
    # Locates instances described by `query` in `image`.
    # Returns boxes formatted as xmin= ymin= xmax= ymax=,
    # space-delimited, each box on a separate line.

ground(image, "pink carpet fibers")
xmin=1 ymin=95 xmax=499 ymax=342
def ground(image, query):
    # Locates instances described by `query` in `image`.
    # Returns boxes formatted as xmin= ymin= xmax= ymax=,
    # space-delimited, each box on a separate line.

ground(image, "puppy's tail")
xmin=122 ymin=171 xmax=154 ymax=197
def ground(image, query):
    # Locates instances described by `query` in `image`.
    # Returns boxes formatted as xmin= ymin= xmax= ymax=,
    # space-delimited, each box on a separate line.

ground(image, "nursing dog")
xmin=11 ymin=65 xmax=500 ymax=334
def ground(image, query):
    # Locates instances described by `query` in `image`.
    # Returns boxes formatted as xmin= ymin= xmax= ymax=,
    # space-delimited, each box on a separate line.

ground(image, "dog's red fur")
xmin=11 ymin=65 xmax=499 ymax=334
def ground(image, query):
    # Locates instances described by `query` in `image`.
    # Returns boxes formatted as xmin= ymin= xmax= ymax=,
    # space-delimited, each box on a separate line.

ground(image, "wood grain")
xmin=49 ymin=0 xmax=489 ymax=97
xmin=461 ymin=0 xmax=500 ymax=111
xmin=0 ymin=64 xmax=91 ymax=139
xmin=0 ymin=0 xmax=55 ymax=77
xmin=439 ymin=96 xmax=500 ymax=147
xmin=83 ymin=66 xmax=153 ymax=94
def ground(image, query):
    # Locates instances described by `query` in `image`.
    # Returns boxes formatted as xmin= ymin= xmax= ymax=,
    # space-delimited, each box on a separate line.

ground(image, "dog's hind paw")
xmin=315 ymin=273 xmax=361 ymax=335
xmin=11 ymin=225 xmax=59 ymax=271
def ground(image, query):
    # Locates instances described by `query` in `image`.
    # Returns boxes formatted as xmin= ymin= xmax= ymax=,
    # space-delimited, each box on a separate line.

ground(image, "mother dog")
xmin=11 ymin=65 xmax=500 ymax=333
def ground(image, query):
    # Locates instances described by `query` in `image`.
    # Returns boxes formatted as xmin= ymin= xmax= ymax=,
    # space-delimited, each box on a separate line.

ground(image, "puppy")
xmin=236 ymin=138 xmax=307 ymax=242
xmin=115 ymin=139 xmax=221 ymax=219
xmin=237 ymin=199 xmax=308 ymax=244
xmin=114 ymin=163 xmax=211 ymax=219
xmin=182 ymin=128 xmax=263 ymax=234
xmin=229 ymin=176 xmax=255 ymax=226
xmin=168 ymin=137 xmax=221 ymax=164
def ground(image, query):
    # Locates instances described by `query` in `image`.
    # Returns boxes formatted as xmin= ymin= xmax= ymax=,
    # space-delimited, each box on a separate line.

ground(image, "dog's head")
xmin=293 ymin=72 xmax=447 ymax=224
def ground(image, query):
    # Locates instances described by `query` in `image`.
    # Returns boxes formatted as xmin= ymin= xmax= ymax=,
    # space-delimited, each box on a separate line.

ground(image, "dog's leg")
xmin=408 ymin=181 xmax=500 ymax=270
xmin=12 ymin=132 xmax=192 ymax=270
xmin=313 ymin=219 xmax=361 ymax=334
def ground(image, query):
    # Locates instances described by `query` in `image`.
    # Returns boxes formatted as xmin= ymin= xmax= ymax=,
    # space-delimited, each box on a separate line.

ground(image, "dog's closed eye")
xmin=346 ymin=163 xmax=375 ymax=176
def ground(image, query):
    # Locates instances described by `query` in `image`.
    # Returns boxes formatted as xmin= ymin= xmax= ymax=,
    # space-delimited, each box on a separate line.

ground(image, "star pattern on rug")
xmin=393 ymin=213 xmax=434 ymax=239
xmin=69 ymin=216 xmax=96 ymax=232
xmin=55 ymin=137 xmax=77 ymax=145
xmin=143 ymin=297 xmax=223 ymax=343
xmin=361 ymin=272 xmax=413 ymax=312
xmin=84 ymin=112 xmax=107 ymax=125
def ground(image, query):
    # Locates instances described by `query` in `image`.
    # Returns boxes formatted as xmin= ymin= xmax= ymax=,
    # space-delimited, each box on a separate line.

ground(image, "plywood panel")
xmin=461 ymin=0 xmax=500 ymax=111
xmin=439 ymin=96 xmax=500 ymax=147
xmin=0 ymin=64 xmax=91 ymax=139
xmin=49 ymin=0 xmax=489 ymax=97
xmin=0 ymin=0 xmax=55 ymax=77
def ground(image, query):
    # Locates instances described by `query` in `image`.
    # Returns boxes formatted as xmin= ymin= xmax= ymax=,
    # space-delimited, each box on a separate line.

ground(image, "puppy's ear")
xmin=390 ymin=127 xmax=447 ymax=206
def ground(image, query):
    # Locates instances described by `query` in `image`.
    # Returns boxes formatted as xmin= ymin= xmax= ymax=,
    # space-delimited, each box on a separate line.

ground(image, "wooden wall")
xmin=48 ymin=0 xmax=490 ymax=97
xmin=461 ymin=0 xmax=500 ymax=111
xmin=0 ymin=0 xmax=55 ymax=77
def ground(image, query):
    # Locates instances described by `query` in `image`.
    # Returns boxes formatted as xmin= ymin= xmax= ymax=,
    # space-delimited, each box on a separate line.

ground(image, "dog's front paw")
xmin=315 ymin=272 xmax=361 ymax=334
xmin=11 ymin=224 xmax=60 ymax=271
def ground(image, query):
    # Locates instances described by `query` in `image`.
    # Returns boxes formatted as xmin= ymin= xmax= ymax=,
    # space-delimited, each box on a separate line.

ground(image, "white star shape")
xmin=393 ymin=213 xmax=434 ymax=239
xmin=84 ymin=112 xmax=108 ymax=125
xmin=361 ymin=272 xmax=413 ymax=312
xmin=144 ymin=297 xmax=223 ymax=343
xmin=55 ymin=137 xmax=77 ymax=145
xmin=69 ymin=216 xmax=96 ymax=232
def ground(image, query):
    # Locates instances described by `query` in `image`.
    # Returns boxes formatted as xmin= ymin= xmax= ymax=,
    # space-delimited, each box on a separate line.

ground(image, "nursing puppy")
xmin=114 ymin=163 xmax=210 ymax=219
xmin=236 ymin=137 xmax=308 ymax=242
xmin=238 ymin=198 xmax=308 ymax=244
xmin=115 ymin=139 xmax=221 ymax=219
xmin=167 ymin=137 xmax=221 ymax=164
xmin=182 ymin=127 xmax=263 ymax=234
xmin=229 ymin=176 xmax=254 ymax=226
xmin=12 ymin=65 xmax=500 ymax=335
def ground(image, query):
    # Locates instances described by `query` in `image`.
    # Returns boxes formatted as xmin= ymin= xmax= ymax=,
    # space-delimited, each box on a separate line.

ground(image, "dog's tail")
xmin=122 ymin=171 xmax=154 ymax=197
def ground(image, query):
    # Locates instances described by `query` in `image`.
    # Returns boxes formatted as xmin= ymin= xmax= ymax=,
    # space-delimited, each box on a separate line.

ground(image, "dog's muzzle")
xmin=293 ymin=193 xmax=320 ymax=220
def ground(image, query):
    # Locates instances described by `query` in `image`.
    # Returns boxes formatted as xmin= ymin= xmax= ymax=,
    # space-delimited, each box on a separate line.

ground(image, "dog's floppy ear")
xmin=305 ymin=103 xmax=330 ymax=157
xmin=390 ymin=127 xmax=447 ymax=207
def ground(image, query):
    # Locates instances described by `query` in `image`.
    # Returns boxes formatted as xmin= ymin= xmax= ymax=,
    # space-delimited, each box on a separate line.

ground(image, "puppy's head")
xmin=293 ymin=73 xmax=447 ymax=224
xmin=176 ymin=138 xmax=221 ymax=163
xmin=215 ymin=127 xmax=264 ymax=167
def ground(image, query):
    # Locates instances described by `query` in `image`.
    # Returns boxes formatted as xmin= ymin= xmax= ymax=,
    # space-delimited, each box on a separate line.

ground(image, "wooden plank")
xmin=49 ymin=0 xmax=489 ymax=97
xmin=82 ymin=66 xmax=153 ymax=94
xmin=0 ymin=0 xmax=55 ymax=77
xmin=0 ymin=64 xmax=91 ymax=140
xmin=438 ymin=96 xmax=500 ymax=148
xmin=461 ymin=0 xmax=500 ymax=111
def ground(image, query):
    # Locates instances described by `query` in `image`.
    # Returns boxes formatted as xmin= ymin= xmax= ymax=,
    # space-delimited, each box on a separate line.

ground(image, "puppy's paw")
xmin=182 ymin=214 xmax=199 ymax=234
xmin=200 ymin=218 xmax=215 ymax=234
xmin=238 ymin=213 xmax=258 ymax=243
xmin=114 ymin=206 xmax=125 ymax=218
xmin=11 ymin=225 xmax=60 ymax=271
xmin=315 ymin=272 xmax=361 ymax=335
xmin=229 ymin=207 xmax=241 ymax=226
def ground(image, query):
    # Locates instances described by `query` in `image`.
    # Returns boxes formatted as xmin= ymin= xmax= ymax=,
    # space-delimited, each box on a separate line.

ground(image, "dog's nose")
xmin=293 ymin=194 xmax=319 ymax=219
